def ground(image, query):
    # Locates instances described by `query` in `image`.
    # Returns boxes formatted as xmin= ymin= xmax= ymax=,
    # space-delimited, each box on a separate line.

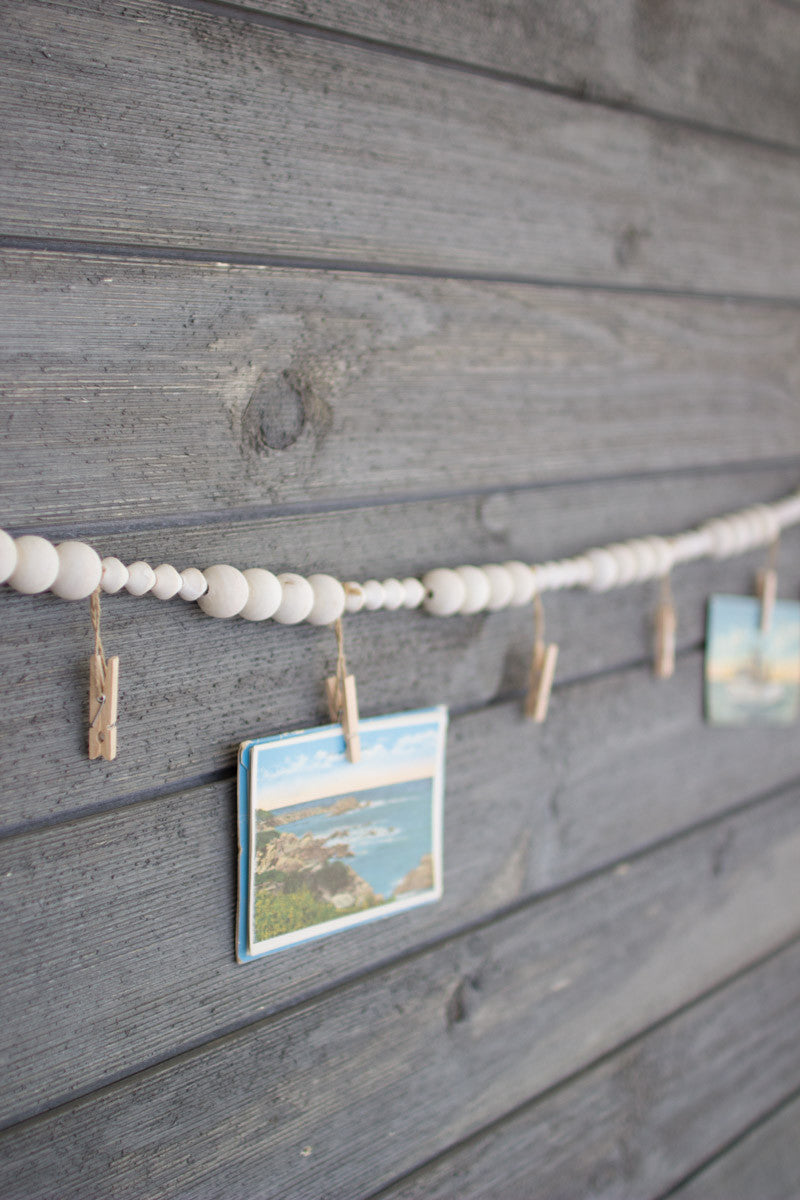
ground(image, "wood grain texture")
xmin=2 ymin=789 xmax=800 ymax=1194
xmin=5 ymin=5 xmax=800 ymax=292
xmin=378 ymin=943 xmax=800 ymax=1200
xmin=3 ymin=468 xmax=800 ymax=827
xmin=244 ymin=0 xmax=800 ymax=147
xmin=3 ymin=252 xmax=800 ymax=526
xmin=3 ymin=657 xmax=800 ymax=1126
xmin=670 ymin=1093 xmax=800 ymax=1200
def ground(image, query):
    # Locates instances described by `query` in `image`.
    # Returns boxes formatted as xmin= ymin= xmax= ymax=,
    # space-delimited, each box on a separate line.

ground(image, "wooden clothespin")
xmin=326 ymin=617 xmax=361 ymax=762
xmin=756 ymin=537 xmax=779 ymax=634
xmin=653 ymin=572 xmax=676 ymax=680
xmin=88 ymin=588 xmax=118 ymax=760
xmin=525 ymin=593 xmax=559 ymax=723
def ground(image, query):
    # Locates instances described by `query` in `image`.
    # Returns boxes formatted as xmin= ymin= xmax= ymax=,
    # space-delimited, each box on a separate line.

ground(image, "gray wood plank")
xmin=246 ymin=0 xmax=800 ymax=147
xmin=5 ymin=5 xmax=800 ymax=292
xmin=2 ymin=789 xmax=800 ymax=1195
xmin=670 ymin=1093 xmax=800 ymax=1200
xmin=377 ymin=942 xmax=800 ymax=1200
xmin=3 ymin=469 xmax=800 ymax=826
xmin=3 ymin=252 xmax=800 ymax=526
xmin=3 ymin=656 xmax=800 ymax=1126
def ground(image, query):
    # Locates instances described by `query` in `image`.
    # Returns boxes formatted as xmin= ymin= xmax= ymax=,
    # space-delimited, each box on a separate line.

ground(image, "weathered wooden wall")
xmin=1 ymin=2 xmax=800 ymax=1196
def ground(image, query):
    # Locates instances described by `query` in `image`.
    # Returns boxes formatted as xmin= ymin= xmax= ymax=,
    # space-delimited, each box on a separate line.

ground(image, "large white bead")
xmin=627 ymin=539 xmax=659 ymax=581
xmin=178 ymin=567 xmax=208 ymax=602
xmin=197 ymin=564 xmax=249 ymax=618
xmin=239 ymin=568 xmax=282 ymax=621
xmin=0 ymin=530 xmax=18 ymax=584
xmin=343 ymin=582 xmax=366 ymax=614
xmin=703 ymin=518 xmax=737 ymax=559
xmin=605 ymin=543 xmax=638 ymax=587
xmin=307 ymin=574 xmax=346 ymax=625
xmin=503 ymin=561 xmax=536 ymax=606
xmin=645 ymin=536 xmax=674 ymax=577
xmin=587 ymin=548 xmax=619 ymax=591
xmin=401 ymin=577 xmax=426 ymax=609
xmin=151 ymin=563 xmax=183 ymax=601
xmin=273 ymin=573 xmax=314 ymax=624
xmin=423 ymin=568 xmax=466 ymax=616
xmin=125 ymin=561 xmax=156 ymax=596
xmin=362 ymin=580 xmax=386 ymax=611
xmin=8 ymin=536 xmax=59 ymax=595
xmin=455 ymin=565 xmax=491 ymax=614
xmin=381 ymin=578 xmax=405 ymax=611
xmin=483 ymin=564 xmax=515 ymax=610
xmin=51 ymin=540 xmax=103 ymax=600
xmin=101 ymin=557 xmax=129 ymax=594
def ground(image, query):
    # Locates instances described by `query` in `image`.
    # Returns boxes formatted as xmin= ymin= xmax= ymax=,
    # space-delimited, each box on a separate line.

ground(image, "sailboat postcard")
xmin=237 ymin=706 xmax=447 ymax=961
xmin=705 ymin=595 xmax=800 ymax=726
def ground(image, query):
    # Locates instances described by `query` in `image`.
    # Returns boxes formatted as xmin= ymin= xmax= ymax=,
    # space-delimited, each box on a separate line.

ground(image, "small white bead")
xmin=101 ymin=557 xmax=129 ymax=594
xmin=703 ymin=518 xmax=737 ymax=559
xmin=125 ymin=561 xmax=156 ymax=597
xmin=307 ymin=574 xmax=346 ymax=625
xmin=645 ymin=536 xmax=674 ymax=577
xmin=625 ymin=539 xmax=657 ymax=581
xmin=273 ymin=573 xmax=314 ymax=624
xmin=750 ymin=505 xmax=777 ymax=547
xmin=197 ymin=564 xmax=249 ymax=618
xmin=570 ymin=556 xmax=594 ymax=587
xmin=343 ymin=582 xmax=366 ymax=614
xmin=362 ymin=580 xmax=386 ymax=611
xmin=483 ymin=564 xmax=515 ymax=610
xmin=531 ymin=563 xmax=554 ymax=593
xmin=178 ymin=567 xmax=208 ymax=602
xmin=381 ymin=578 xmax=406 ymax=611
xmin=51 ymin=541 xmax=102 ymax=601
xmin=401 ymin=578 xmax=425 ymax=609
xmin=8 ymin=536 xmax=59 ymax=595
xmin=555 ymin=559 xmax=583 ymax=589
xmin=151 ymin=563 xmax=183 ymax=601
xmin=503 ymin=561 xmax=536 ymax=606
xmin=605 ymin=543 xmax=638 ymax=588
xmin=0 ymin=530 xmax=18 ymax=584
xmin=587 ymin=548 xmax=619 ymax=592
xmin=239 ymin=568 xmax=282 ymax=621
xmin=423 ymin=568 xmax=466 ymax=616
xmin=455 ymin=565 xmax=491 ymax=614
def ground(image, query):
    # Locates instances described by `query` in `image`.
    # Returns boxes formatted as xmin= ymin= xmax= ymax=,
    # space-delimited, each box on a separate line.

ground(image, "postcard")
xmin=236 ymin=706 xmax=448 ymax=960
xmin=705 ymin=594 xmax=800 ymax=726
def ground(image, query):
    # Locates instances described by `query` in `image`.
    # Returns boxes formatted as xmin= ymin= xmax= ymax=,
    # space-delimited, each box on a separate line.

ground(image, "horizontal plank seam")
xmin=5 ymin=236 xmax=800 ymax=309
xmin=0 ymin=642 xmax=702 ymax=842
xmin=161 ymin=0 xmax=800 ymax=158
xmin=5 ymin=458 xmax=800 ymax=544
xmin=2 ymin=779 xmax=799 ymax=1133
xmin=365 ymin=932 xmax=800 ymax=1200
xmin=656 ymin=1080 xmax=800 ymax=1200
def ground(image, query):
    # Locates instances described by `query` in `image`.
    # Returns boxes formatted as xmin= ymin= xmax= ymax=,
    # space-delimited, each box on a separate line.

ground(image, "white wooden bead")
xmin=587 ymin=548 xmax=619 ymax=591
xmin=273 ymin=573 xmax=314 ymax=624
xmin=239 ymin=568 xmax=282 ymax=621
xmin=570 ymin=556 xmax=594 ymax=587
xmin=307 ymin=574 xmax=346 ymax=625
xmin=8 ymin=536 xmax=59 ymax=595
xmin=343 ymin=582 xmax=366 ymax=614
xmin=645 ymin=536 xmax=674 ymax=577
xmin=455 ymin=565 xmax=491 ymax=614
xmin=483 ymin=564 xmax=515 ymax=610
xmin=423 ymin=568 xmax=466 ymax=616
xmin=178 ymin=567 xmax=208 ymax=602
xmin=101 ymin=557 xmax=129 ymax=594
xmin=381 ymin=578 xmax=406 ymax=611
xmin=125 ymin=561 xmax=156 ymax=596
xmin=626 ymin=539 xmax=658 ymax=581
xmin=531 ymin=563 xmax=555 ymax=592
xmin=750 ymin=505 xmax=777 ymax=547
xmin=704 ymin=518 xmax=737 ymax=559
xmin=503 ymin=561 xmax=536 ymax=606
xmin=51 ymin=541 xmax=103 ymax=600
xmin=401 ymin=577 xmax=425 ymax=609
xmin=362 ymin=580 xmax=386 ymax=611
xmin=605 ymin=543 xmax=638 ymax=587
xmin=197 ymin=564 xmax=249 ymax=618
xmin=151 ymin=563 xmax=183 ymax=601
xmin=0 ymin=530 xmax=17 ymax=585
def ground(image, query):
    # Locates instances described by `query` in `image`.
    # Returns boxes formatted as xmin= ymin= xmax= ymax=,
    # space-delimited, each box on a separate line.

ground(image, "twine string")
xmin=332 ymin=617 xmax=347 ymax=711
xmin=89 ymin=587 xmax=108 ymax=731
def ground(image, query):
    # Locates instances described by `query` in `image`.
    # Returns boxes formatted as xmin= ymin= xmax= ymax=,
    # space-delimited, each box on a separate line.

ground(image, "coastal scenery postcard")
xmin=236 ymin=707 xmax=447 ymax=961
xmin=705 ymin=595 xmax=800 ymax=726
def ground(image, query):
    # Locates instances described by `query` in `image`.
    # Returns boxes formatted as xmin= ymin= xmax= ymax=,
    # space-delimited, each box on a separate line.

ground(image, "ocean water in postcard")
xmin=237 ymin=707 xmax=447 ymax=960
xmin=705 ymin=595 xmax=800 ymax=726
